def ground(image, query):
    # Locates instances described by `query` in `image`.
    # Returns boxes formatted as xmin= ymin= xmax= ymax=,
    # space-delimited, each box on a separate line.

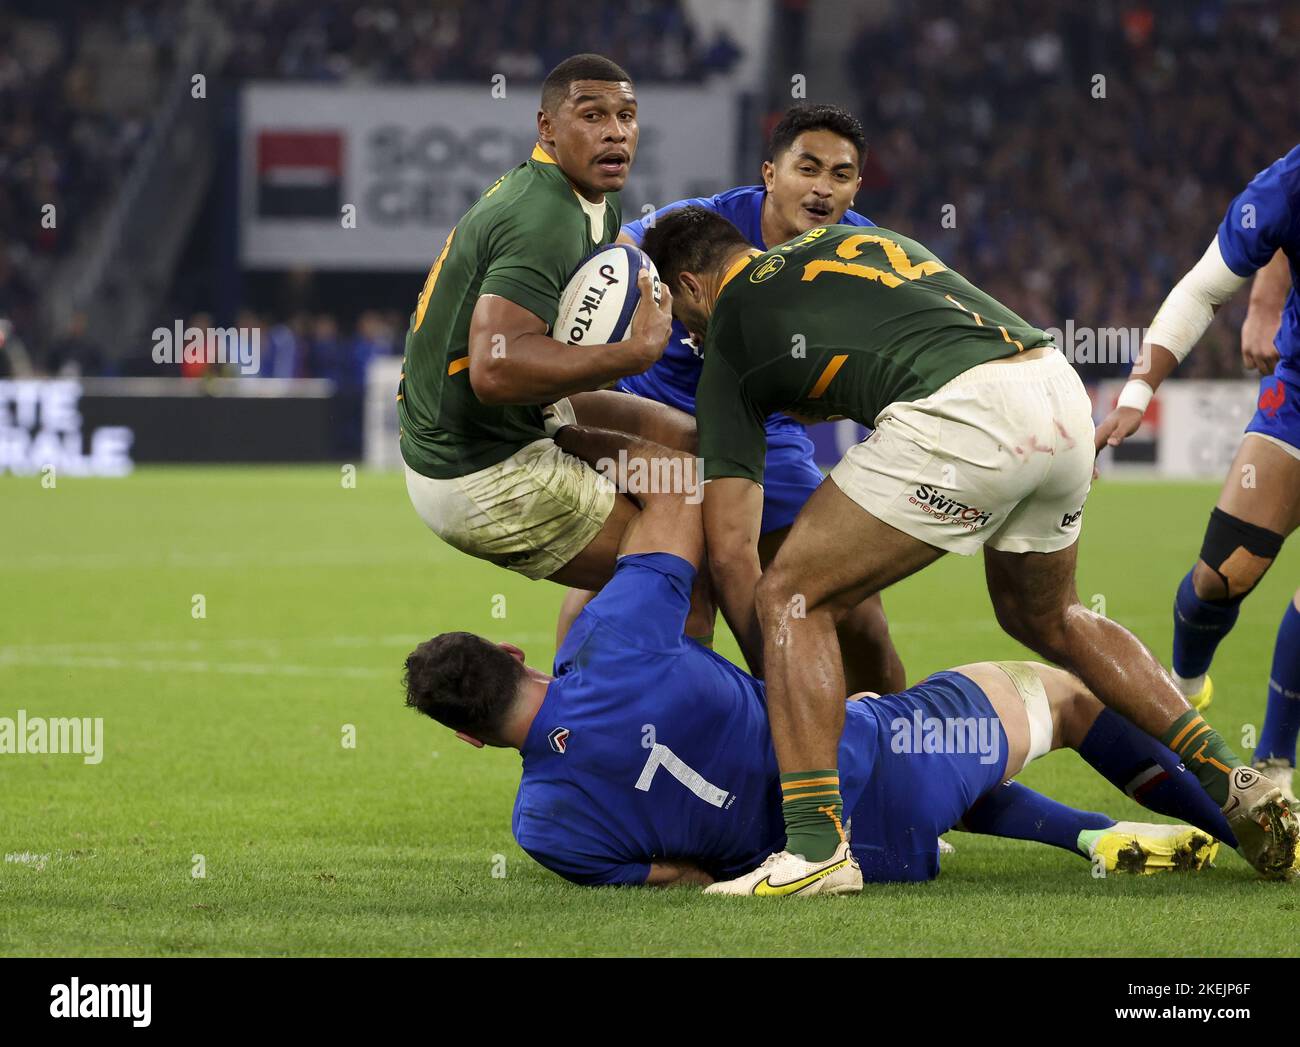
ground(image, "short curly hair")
xmin=403 ymin=632 xmax=525 ymax=739
xmin=768 ymin=104 xmax=867 ymax=167
xmin=640 ymin=205 xmax=752 ymax=295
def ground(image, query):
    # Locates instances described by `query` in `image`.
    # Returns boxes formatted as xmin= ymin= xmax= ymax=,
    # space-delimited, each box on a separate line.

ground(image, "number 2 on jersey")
xmin=801 ymin=232 xmax=946 ymax=289
xmin=635 ymin=743 xmax=729 ymax=808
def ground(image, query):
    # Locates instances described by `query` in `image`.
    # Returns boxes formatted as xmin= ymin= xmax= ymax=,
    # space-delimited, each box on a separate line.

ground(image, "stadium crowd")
xmin=846 ymin=0 xmax=1300 ymax=377
xmin=0 ymin=0 xmax=169 ymax=376
xmin=218 ymin=0 xmax=738 ymax=84
xmin=3 ymin=0 xmax=1294 ymax=389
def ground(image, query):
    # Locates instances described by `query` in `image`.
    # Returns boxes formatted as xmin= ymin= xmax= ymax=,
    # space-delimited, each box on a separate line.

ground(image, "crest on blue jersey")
xmin=548 ymin=727 xmax=570 ymax=754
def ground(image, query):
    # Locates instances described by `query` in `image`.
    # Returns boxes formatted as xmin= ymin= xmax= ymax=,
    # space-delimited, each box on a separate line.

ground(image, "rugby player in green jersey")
xmin=641 ymin=207 xmax=1299 ymax=893
xmin=398 ymin=54 xmax=696 ymax=595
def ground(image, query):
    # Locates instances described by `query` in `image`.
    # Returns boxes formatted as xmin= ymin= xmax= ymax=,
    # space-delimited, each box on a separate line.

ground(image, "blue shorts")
xmin=1245 ymin=372 xmax=1300 ymax=453
xmin=838 ymin=671 xmax=1009 ymax=883
xmin=760 ymin=424 xmax=825 ymax=535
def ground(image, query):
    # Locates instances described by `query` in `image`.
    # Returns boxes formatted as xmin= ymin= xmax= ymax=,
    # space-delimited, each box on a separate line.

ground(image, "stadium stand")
xmin=3 ymin=0 xmax=1295 ymax=391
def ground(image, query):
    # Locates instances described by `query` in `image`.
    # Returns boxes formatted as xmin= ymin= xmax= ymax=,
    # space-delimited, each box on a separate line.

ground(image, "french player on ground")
xmin=640 ymin=207 xmax=1298 ymax=893
xmin=560 ymin=104 xmax=905 ymax=694
xmin=401 ymin=433 xmax=1235 ymax=892
xmin=1096 ymin=143 xmax=1300 ymax=804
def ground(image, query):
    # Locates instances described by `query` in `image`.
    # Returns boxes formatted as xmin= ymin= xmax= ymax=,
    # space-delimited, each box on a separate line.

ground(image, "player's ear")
xmin=455 ymin=731 xmax=486 ymax=749
xmin=679 ymin=270 xmax=704 ymax=304
xmin=536 ymin=109 xmax=553 ymax=148
xmin=498 ymin=641 xmax=527 ymax=663
xmin=761 ymin=160 xmax=775 ymax=192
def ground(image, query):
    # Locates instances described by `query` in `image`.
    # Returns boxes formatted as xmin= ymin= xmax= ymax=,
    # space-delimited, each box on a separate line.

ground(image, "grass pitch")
xmin=1 ymin=467 xmax=1296 ymax=957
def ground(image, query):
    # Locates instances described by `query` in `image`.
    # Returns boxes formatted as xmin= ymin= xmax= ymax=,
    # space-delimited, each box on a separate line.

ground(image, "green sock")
xmin=780 ymin=769 xmax=845 ymax=862
xmin=1161 ymin=710 xmax=1243 ymax=807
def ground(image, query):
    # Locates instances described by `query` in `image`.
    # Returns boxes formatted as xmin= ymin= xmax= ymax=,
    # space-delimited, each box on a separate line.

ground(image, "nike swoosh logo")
xmin=752 ymin=858 xmax=851 ymax=897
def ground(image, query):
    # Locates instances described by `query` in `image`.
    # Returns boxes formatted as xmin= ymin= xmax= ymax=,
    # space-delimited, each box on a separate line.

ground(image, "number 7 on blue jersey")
xmin=635 ymin=743 xmax=729 ymax=808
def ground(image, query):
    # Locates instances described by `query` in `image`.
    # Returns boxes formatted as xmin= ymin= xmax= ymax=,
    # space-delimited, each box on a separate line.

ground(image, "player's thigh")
xmin=765 ymin=475 xmax=945 ymax=615
xmin=405 ymin=439 xmax=618 ymax=582
xmin=569 ymin=388 xmax=697 ymax=453
xmin=1215 ymin=433 xmax=1300 ymax=535
xmin=544 ymin=492 xmax=638 ymax=589
xmin=829 ymin=369 xmax=1054 ymax=560
xmin=982 ymin=539 xmax=1080 ymax=633
xmin=984 ymin=353 xmax=1096 ymax=555
xmin=950 ymin=661 xmax=1079 ymax=781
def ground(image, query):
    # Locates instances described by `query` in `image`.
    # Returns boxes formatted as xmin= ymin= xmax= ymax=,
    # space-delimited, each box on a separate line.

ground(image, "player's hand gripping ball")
xmin=555 ymin=244 xmax=663 ymax=347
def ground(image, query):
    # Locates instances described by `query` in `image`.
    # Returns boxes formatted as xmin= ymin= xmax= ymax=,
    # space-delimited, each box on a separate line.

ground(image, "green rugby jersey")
xmin=398 ymin=144 xmax=622 ymax=479
xmin=696 ymin=224 xmax=1053 ymax=484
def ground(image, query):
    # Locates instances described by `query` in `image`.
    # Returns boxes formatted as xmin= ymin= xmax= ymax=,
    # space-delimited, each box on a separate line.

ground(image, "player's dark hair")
xmin=403 ymin=632 xmax=525 ymax=740
xmin=541 ymin=53 xmax=633 ymax=112
xmin=641 ymin=206 xmax=753 ymax=292
xmin=768 ymin=104 xmax=867 ymax=167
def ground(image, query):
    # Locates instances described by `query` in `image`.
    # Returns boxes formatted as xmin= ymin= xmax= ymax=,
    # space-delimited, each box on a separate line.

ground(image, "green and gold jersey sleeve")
xmin=479 ymin=194 xmax=580 ymax=329
xmin=696 ymin=302 xmax=769 ymax=485
xmin=397 ymin=149 xmax=621 ymax=480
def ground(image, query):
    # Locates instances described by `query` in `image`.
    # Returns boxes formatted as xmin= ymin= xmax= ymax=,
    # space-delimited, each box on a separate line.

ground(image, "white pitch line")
xmin=0 ymin=652 xmax=392 ymax=680
xmin=0 ymin=632 xmax=558 ymax=658
xmin=1 ymin=548 xmax=461 ymax=571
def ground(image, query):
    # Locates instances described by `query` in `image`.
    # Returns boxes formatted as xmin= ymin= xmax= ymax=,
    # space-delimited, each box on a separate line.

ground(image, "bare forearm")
xmin=1128 ymin=342 xmax=1181 ymax=392
xmin=711 ymin=554 xmax=764 ymax=675
xmin=1250 ymin=249 xmax=1292 ymax=316
xmin=473 ymin=333 xmax=649 ymax=405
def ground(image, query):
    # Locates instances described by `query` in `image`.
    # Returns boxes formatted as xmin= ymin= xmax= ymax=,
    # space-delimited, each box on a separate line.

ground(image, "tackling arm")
xmin=703 ymin=477 xmax=766 ymax=675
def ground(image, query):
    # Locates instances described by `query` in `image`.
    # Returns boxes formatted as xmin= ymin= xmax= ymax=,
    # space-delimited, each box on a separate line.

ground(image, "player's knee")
xmin=754 ymin=567 xmax=803 ymax=625
xmin=994 ymin=599 xmax=1072 ymax=661
xmin=1042 ymin=665 xmax=1100 ymax=747
xmin=1194 ymin=508 xmax=1281 ymax=602
xmin=1190 ymin=559 xmax=1227 ymax=601
xmin=988 ymin=594 xmax=1037 ymax=649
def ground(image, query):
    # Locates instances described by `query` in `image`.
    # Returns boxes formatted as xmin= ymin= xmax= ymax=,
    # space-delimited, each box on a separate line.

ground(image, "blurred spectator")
xmin=0 ymin=2 xmax=162 ymax=365
xmin=45 ymin=310 xmax=101 ymax=376
xmin=219 ymin=0 xmax=712 ymax=84
xmin=840 ymin=0 xmax=1300 ymax=378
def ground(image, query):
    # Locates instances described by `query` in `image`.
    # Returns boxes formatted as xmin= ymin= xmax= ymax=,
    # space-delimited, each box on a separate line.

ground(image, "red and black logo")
xmin=1259 ymin=380 xmax=1286 ymax=419
xmin=547 ymin=727 xmax=570 ymax=754
xmin=256 ymin=130 xmax=343 ymax=219
xmin=909 ymin=485 xmax=993 ymax=530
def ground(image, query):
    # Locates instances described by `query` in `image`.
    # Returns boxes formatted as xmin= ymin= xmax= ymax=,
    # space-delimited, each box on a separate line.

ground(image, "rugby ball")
xmin=555 ymin=244 xmax=661 ymax=346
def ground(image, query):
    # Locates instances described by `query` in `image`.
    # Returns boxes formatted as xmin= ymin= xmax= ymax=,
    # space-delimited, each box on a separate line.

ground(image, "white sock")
xmin=1172 ymin=671 xmax=1206 ymax=699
